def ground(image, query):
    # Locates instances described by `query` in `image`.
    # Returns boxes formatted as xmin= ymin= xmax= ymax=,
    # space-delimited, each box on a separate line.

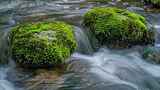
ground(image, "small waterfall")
xmin=74 ymin=26 xmax=93 ymax=54
xmin=0 ymin=16 xmax=17 ymax=89
xmin=155 ymin=24 xmax=160 ymax=47
xmin=0 ymin=54 xmax=16 ymax=90
xmin=147 ymin=14 xmax=160 ymax=47
xmin=154 ymin=15 xmax=160 ymax=47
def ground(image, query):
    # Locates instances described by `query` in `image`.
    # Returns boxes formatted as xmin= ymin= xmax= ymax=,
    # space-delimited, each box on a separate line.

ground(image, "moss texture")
xmin=84 ymin=7 xmax=154 ymax=48
xmin=145 ymin=0 xmax=160 ymax=7
xmin=10 ymin=21 xmax=77 ymax=67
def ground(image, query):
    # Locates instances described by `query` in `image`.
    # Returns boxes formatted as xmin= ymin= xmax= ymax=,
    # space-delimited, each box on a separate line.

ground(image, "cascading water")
xmin=74 ymin=26 xmax=93 ymax=54
xmin=1 ymin=0 xmax=160 ymax=90
xmin=152 ymin=14 xmax=160 ymax=47
xmin=0 ymin=28 xmax=16 ymax=90
xmin=70 ymin=48 xmax=160 ymax=90
xmin=0 ymin=67 xmax=15 ymax=90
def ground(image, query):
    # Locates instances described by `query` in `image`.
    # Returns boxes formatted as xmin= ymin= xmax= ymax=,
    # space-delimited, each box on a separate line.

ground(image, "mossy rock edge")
xmin=10 ymin=21 xmax=77 ymax=68
xmin=84 ymin=7 xmax=154 ymax=48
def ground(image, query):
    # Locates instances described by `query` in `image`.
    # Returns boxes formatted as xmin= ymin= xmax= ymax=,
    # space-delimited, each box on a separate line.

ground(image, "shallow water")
xmin=70 ymin=48 xmax=160 ymax=90
xmin=1 ymin=0 xmax=160 ymax=90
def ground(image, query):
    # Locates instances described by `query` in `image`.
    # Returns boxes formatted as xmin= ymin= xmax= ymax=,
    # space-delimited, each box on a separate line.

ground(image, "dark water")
xmin=1 ymin=0 xmax=160 ymax=90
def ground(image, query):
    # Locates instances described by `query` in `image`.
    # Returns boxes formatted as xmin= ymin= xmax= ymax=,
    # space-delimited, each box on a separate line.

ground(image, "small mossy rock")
xmin=10 ymin=21 xmax=77 ymax=67
xmin=143 ymin=47 xmax=160 ymax=64
xmin=144 ymin=0 xmax=160 ymax=7
xmin=84 ymin=7 xmax=154 ymax=48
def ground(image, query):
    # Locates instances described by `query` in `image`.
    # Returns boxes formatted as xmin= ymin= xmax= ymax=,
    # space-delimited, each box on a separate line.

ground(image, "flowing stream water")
xmin=1 ymin=0 xmax=160 ymax=90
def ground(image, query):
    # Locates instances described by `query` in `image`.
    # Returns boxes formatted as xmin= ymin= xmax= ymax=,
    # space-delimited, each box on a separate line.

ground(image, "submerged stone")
xmin=24 ymin=68 xmax=64 ymax=90
xmin=84 ymin=7 xmax=154 ymax=48
xmin=10 ymin=21 xmax=77 ymax=68
xmin=143 ymin=47 xmax=160 ymax=64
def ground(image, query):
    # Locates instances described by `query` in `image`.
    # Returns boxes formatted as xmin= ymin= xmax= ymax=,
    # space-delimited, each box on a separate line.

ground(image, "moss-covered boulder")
xmin=84 ymin=7 xmax=154 ymax=48
xmin=144 ymin=0 xmax=160 ymax=7
xmin=10 ymin=21 xmax=77 ymax=67
xmin=143 ymin=47 xmax=160 ymax=64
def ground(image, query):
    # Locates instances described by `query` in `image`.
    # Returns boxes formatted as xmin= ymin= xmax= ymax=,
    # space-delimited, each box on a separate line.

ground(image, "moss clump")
xmin=145 ymin=0 xmax=160 ymax=7
xmin=10 ymin=21 xmax=77 ymax=67
xmin=84 ymin=7 xmax=154 ymax=48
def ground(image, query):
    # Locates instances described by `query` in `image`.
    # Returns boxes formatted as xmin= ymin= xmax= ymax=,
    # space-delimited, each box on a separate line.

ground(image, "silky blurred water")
xmin=0 ymin=0 xmax=160 ymax=90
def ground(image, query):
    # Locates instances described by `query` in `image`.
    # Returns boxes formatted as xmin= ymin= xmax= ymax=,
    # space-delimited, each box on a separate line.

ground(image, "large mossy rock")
xmin=10 ymin=21 xmax=77 ymax=67
xmin=84 ymin=7 xmax=154 ymax=48
xmin=144 ymin=0 xmax=160 ymax=7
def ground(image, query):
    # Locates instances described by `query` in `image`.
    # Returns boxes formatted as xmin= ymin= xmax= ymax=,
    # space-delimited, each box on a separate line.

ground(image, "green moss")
xmin=84 ymin=7 xmax=154 ymax=48
xmin=145 ymin=0 xmax=160 ymax=7
xmin=10 ymin=21 xmax=77 ymax=67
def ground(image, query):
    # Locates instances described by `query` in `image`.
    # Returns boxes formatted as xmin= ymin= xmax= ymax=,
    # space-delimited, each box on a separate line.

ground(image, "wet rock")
xmin=24 ymin=68 xmax=64 ymax=90
xmin=67 ymin=59 xmax=90 ymax=73
xmin=143 ymin=46 xmax=160 ymax=64
xmin=0 ymin=59 xmax=8 ymax=65
xmin=0 ymin=15 xmax=11 ymax=25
